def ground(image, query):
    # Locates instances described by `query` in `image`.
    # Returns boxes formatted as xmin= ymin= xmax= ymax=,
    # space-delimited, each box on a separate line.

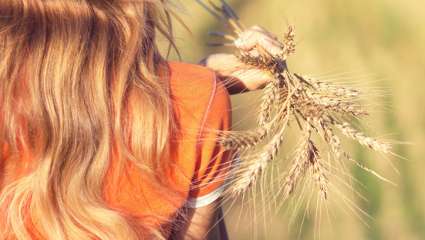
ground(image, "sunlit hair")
xmin=0 ymin=0 xmax=179 ymax=239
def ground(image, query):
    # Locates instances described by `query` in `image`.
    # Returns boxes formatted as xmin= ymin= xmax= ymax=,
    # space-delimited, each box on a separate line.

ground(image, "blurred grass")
xmin=162 ymin=0 xmax=425 ymax=239
xmin=353 ymin=146 xmax=383 ymax=240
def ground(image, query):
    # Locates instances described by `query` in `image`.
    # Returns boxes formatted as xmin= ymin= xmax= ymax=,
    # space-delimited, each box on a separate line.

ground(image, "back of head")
xmin=0 ymin=0 xmax=176 ymax=239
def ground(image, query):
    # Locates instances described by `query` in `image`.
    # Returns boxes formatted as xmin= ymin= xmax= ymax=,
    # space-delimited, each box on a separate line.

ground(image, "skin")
xmin=206 ymin=25 xmax=285 ymax=95
xmin=172 ymin=199 xmax=228 ymax=240
xmin=173 ymin=26 xmax=282 ymax=239
xmin=200 ymin=53 xmax=271 ymax=94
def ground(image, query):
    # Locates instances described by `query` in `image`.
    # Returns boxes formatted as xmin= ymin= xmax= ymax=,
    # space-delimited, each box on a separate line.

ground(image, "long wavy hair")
xmin=0 ymin=0 xmax=178 ymax=239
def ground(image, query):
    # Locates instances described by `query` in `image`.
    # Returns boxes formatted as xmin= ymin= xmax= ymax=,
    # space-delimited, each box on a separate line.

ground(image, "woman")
xmin=0 ymin=0 xmax=283 ymax=239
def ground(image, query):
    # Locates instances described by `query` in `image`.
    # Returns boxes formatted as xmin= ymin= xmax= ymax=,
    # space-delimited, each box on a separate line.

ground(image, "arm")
xmin=200 ymin=26 xmax=284 ymax=95
xmin=171 ymin=199 xmax=228 ymax=240
xmin=199 ymin=54 xmax=270 ymax=95
xmin=171 ymin=70 xmax=232 ymax=239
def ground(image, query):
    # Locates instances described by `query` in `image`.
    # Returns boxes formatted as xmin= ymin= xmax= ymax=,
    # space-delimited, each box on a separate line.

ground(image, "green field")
xmin=164 ymin=0 xmax=425 ymax=239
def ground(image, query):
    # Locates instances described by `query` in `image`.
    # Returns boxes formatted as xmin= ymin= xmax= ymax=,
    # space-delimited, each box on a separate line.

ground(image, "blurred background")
xmin=161 ymin=0 xmax=425 ymax=239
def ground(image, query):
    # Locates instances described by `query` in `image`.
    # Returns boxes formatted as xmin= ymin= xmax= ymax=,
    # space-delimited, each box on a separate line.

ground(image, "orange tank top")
xmin=0 ymin=61 xmax=233 ymax=239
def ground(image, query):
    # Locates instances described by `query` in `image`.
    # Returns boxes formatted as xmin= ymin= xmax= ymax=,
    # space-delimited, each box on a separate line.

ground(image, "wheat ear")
xmin=198 ymin=0 xmax=395 ymax=203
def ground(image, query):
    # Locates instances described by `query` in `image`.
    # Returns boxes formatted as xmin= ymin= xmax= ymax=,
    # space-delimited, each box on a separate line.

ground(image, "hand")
xmin=234 ymin=25 xmax=285 ymax=58
xmin=201 ymin=53 xmax=272 ymax=95
xmin=201 ymin=26 xmax=283 ymax=95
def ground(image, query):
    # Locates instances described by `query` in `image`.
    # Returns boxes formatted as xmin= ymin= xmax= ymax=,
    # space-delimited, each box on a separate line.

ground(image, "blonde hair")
xmin=0 ymin=0 xmax=178 ymax=239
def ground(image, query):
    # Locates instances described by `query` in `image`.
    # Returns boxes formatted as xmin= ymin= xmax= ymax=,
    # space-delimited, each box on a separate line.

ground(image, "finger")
xmin=204 ymin=53 xmax=244 ymax=73
xmin=245 ymin=38 xmax=283 ymax=57
xmin=234 ymin=30 xmax=258 ymax=51
xmin=249 ymin=25 xmax=280 ymax=41
xmin=230 ymin=68 xmax=274 ymax=90
xmin=235 ymin=31 xmax=275 ymax=53
xmin=236 ymin=30 xmax=282 ymax=54
xmin=259 ymin=38 xmax=284 ymax=56
xmin=247 ymin=49 xmax=261 ymax=58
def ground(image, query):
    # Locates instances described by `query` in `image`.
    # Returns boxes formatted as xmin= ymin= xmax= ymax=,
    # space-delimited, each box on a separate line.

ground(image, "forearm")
xmin=199 ymin=54 xmax=270 ymax=95
xmin=199 ymin=56 xmax=250 ymax=95
xmin=206 ymin=207 xmax=229 ymax=240
xmin=171 ymin=204 xmax=228 ymax=240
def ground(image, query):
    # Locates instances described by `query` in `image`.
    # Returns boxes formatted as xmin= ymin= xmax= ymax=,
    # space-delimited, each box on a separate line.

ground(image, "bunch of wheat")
xmin=197 ymin=0 xmax=392 ymax=201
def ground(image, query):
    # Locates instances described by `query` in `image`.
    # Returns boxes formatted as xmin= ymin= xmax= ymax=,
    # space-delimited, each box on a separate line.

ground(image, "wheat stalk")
xmin=280 ymin=137 xmax=310 ymax=200
xmin=258 ymin=78 xmax=280 ymax=127
xmin=307 ymin=140 xmax=329 ymax=200
xmin=197 ymin=0 xmax=394 ymax=201
xmin=335 ymin=121 xmax=391 ymax=154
